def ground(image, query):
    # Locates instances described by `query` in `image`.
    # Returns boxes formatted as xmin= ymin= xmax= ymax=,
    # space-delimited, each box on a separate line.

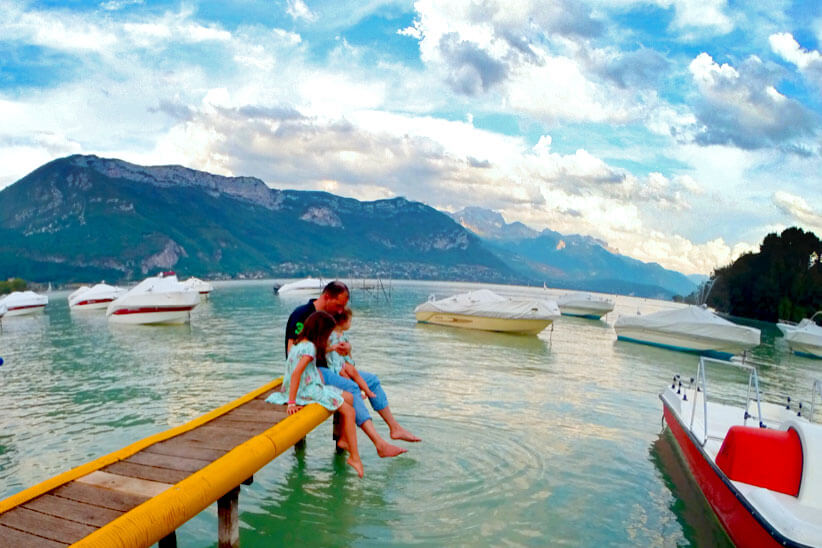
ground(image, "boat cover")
xmin=69 ymin=283 xmax=125 ymax=306
xmin=182 ymin=277 xmax=214 ymax=293
xmin=414 ymin=289 xmax=560 ymax=320
xmin=277 ymin=278 xmax=324 ymax=293
xmin=785 ymin=322 xmax=822 ymax=350
xmin=557 ymin=292 xmax=614 ymax=307
xmin=0 ymin=291 xmax=48 ymax=308
xmin=615 ymin=306 xmax=760 ymax=345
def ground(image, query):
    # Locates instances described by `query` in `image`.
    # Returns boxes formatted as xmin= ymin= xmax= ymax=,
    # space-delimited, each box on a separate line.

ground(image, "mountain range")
xmin=0 ymin=155 xmax=697 ymax=297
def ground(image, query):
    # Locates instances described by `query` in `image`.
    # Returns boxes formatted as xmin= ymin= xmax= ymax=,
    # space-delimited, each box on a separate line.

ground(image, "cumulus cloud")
xmin=688 ymin=52 xmax=817 ymax=149
xmin=769 ymin=32 xmax=822 ymax=88
xmin=772 ymin=191 xmax=822 ymax=234
xmin=286 ymin=0 xmax=317 ymax=22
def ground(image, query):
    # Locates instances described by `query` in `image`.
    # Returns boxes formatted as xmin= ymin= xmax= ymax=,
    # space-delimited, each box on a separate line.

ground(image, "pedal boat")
xmin=661 ymin=358 xmax=822 ymax=548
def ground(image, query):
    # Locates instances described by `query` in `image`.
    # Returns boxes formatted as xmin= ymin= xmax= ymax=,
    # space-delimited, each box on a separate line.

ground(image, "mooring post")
xmin=218 ymin=486 xmax=241 ymax=548
xmin=159 ymin=531 xmax=177 ymax=548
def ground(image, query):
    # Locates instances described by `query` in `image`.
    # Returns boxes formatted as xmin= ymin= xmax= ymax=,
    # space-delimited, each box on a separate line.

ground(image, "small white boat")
xmin=556 ymin=292 xmax=614 ymax=319
xmin=661 ymin=358 xmax=822 ymax=548
xmin=68 ymin=283 xmax=126 ymax=310
xmin=275 ymin=278 xmax=324 ymax=296
xmin=182 ymin=277 xmax=214 ymax=297
xmin=0 ymin=303 xmax=6 ymax=320
xmin=107 ymin=272 xmax=199 ymax=325
xmin=0 ymin=291 xmax=48 ymax=316
xmin=785 ymin=321 xmax=822 ymax=359
xmin=414 ymin=289 xmax=560 ymax=335
xmin=614 ymin=305 xmax=760 ymax=359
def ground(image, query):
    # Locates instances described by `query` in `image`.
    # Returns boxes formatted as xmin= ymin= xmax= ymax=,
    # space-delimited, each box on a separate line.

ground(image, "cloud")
xmin=286 ymin=0 xmax=317 ymax=22
xmin=438 ymin=33 xmax=508 ymax=95
xmin=769 ymin=32 xmax=822 ymax=88
xmin=688 ymin=52 xmax=817 ymax=149
xmin=772 ymin=191 xmax=822 ymax=234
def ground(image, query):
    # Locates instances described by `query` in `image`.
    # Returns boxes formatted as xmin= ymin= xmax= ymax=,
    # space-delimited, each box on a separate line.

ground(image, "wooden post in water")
xmin=218 ymin=486 xmax=241 ymax=548
xmin=159 ymin=531 xmax=177 ymax=548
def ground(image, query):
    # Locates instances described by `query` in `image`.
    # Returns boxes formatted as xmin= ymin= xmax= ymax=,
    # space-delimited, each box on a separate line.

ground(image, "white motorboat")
xmin=68 ymin=283 xmax=126 ymax=310
xmin=414 ymin=289 xmax=560 ymax=335
xmin=0 ymin=303 xmax=6 ymax=320
xmin=778 ymin=311 xmax=821 ymax=338
xmin=785 ymin=321 xmax=822 ymax=359
xmin=614 ymin=305 xmax=760 ymax=359
xmin=182 ymin=277 xmax=214 ymax=297
xmin=556 ymin=292 xmax=614 ymax=319
xmin=661 ymin=358 xmax=822 ymax=547
xmin=0 ymin=291 xmax=48 ymax=316
xmin=107 ymin=272 xmax=199 ymax=325
xmin=275 ymin=278 xmax=324 ymax=296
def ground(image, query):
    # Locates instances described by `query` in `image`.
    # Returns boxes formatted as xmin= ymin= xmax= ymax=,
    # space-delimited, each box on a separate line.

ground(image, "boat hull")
xmin=661 ymin=399 xmax=797 ymax=548
xmin=615 ymin=327 xmax=751 ymax=359
xmin=107 ymin=306 xmax=196 ymax=325
xmin=415 ymin=311 xmax=552 ymax=335
xmin=560 ymin=308 xmax=607 ymax=320
xmin=790 ymin=345 xmax=822 ymax=359
xmin=4 ymin=304 xmax=46 ymax=317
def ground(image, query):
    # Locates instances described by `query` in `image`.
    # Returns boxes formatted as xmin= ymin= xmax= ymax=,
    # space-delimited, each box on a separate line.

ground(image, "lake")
xmin=1 ymin=280 xmax=819 ymax=546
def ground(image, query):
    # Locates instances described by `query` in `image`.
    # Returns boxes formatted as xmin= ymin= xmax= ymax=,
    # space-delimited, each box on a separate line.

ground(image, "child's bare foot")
xmin=376 ymin=441 xmax=407 ymax=458
xmin=390 ymin=427 xmax=421 ymax=442
xmin=347 ymin=456 xmax=364 ymax=478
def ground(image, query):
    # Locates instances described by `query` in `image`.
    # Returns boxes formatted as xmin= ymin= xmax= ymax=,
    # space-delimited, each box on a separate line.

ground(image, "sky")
xmin=1 ymin=0 xmax=821 ymax=275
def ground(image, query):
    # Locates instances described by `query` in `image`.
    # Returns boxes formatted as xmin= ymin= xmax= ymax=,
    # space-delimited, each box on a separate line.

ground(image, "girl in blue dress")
xmin=267 ymin=310 xmax=364 ymax=477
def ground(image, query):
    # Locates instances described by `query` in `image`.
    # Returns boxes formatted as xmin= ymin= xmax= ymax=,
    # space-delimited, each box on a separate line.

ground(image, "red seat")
xmin=716 ymin=426 xmax=803 ymax=496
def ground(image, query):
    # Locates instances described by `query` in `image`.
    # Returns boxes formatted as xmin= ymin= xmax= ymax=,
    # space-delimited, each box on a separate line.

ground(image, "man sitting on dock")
xmin=285 ymin=281 xmax=420 ymax=457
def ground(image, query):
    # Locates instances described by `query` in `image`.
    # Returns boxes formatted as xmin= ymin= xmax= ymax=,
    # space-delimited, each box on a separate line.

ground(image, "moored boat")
xmin=661 ymin=358 xmax=822 ymax=548
xmin=0 ymin=303 xmax=6 ymax=320
xmin=0 ymin=290 xmax=48 ymax=316
xmin=182 ymin=277 xmax=214 ymax=298
xmin=107 ymin=272 xmax=199 ymax=325
xmin=785 ymin=320 xmax=822 ymax=359
xmin=556 ymin=292 xmax=614 ymax=319
xmin=414 ymin=289 xmax=560 ymax=335
xmin=614 ymin=305 xmax=760 ymax=359
xmin=275 ymin=277 xmax=324 ymax=296
xmin=68 ymin=283 xmax=126 ymax=310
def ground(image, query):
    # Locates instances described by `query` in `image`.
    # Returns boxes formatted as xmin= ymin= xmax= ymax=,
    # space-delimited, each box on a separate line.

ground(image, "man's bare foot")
xmin=376 ymin=442 xmax=407 ymax=458
xmin=390 ymin=427 xmax=421 ymax=442
xmin=337 ymin=439 xmax=350 ymax=452
xmin=347 ymin=456 xmax=364 ymax=478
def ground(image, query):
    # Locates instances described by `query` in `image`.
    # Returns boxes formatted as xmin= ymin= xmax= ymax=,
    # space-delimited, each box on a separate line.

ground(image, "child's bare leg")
xmin=377 ymin=407 xmax=421 ymax=442
xmin=339 ymin=402 xmax=363 ymax=477
xmin=360 ymin=419 xmax=406 ymax=457
xmin=336 ymin=392 xmax=353 ymax=452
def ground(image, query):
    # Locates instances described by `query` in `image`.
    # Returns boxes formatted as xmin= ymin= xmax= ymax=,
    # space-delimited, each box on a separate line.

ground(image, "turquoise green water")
xmin=1 ymin=281 xmax=820 ymax=547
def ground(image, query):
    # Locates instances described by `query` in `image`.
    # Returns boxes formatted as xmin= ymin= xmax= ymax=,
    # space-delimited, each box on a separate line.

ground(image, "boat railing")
xmin=690 ymin=356 xmax=765 ymax=447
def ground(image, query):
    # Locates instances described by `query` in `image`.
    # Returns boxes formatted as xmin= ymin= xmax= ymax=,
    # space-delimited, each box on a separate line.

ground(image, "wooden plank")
xmin=241 ymin=399 xmax=281 ymax=412
xmin=254 ymin=388 xmax=279 ymax=400
xmin=0 ymin=507 xmax=95 ymax=545
xmin=173 ymin=428 xmax=252 ymax=451
xmin=191 ymin=424 xmax=257 ymax=440
xmin=22 ymin=494 xmax=123 ymax=527
xmin=0 ymin=524 xmax=67 ymax=548
xmin=102 ymin=461 xmax=191 ymax=485
xmin=141 ymin=438 xmax=228 ymax=461
xmin=52 ymin=481 xmax=149 ymax=512
xmin=223 ymin=408 xmax=286 ymax=423
xmin=75 ymin=471 xmax=170 ymax=499
xmin=125 ymin=451 xmax=212 ymax=473
xmin=206 ymin=417 xmax=275 ymax=435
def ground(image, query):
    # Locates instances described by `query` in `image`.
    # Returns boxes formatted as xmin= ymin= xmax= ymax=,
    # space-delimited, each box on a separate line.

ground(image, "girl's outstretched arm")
xmin=287 ymin=355 xmax=312 ymax=414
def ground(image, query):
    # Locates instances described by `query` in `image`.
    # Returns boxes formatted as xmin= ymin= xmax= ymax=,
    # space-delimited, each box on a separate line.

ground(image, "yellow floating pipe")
xmin=0 ymin=378 xmax=284 ymax=515
xmin=72 ymin=403 xmax=330 ymax=548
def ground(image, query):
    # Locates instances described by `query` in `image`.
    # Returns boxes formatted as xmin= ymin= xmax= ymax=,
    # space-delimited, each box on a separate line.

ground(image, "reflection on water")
xmin=0 ymin=281 xmax=817 ymax=546
xmin=648 ymin=432 xmax=733 ymax=548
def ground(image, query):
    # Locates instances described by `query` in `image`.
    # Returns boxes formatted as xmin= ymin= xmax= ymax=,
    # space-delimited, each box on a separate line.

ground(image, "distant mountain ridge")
xmin=0 ymin=155 xmax=696 ymax=298
xmin=0 ymin=155 xmax=515 ymax=283
xmin=448 ymin=207 xmax=697 ymax=297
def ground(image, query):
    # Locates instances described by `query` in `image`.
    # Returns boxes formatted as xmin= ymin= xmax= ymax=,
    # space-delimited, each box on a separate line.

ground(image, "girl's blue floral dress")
xmin=266 ymin=341 xmax=344 ymax=411
xmin=326 ymin=330 xmax=355 ymax=374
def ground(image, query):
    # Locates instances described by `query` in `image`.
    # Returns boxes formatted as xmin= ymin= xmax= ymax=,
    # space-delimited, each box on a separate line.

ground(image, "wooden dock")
xmin=0 ymin=378 xmax=331 ymax=547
